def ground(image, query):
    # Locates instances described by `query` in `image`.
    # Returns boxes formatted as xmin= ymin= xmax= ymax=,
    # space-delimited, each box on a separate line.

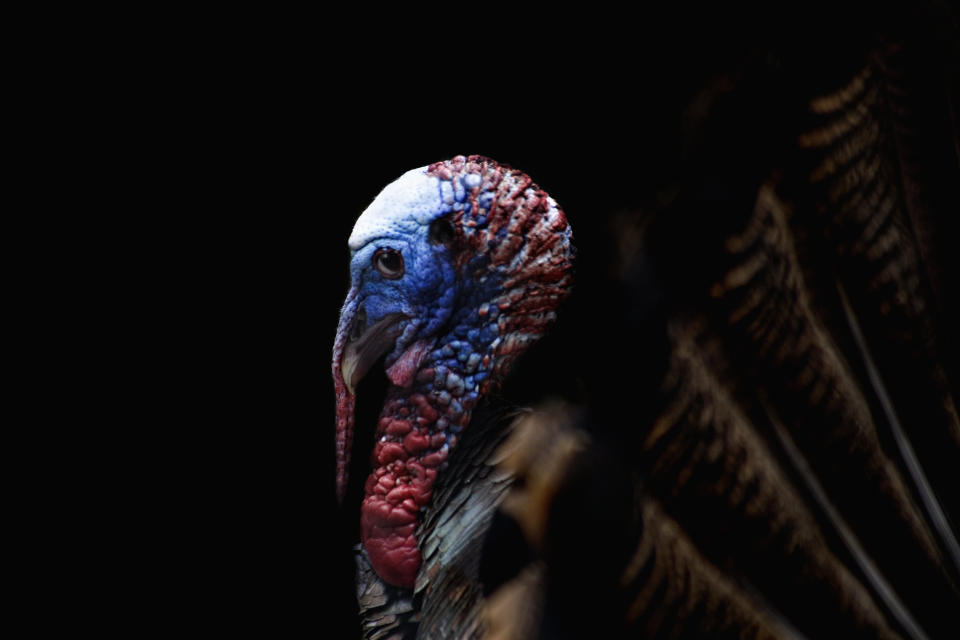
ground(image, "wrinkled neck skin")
xmin=361 ymin=292 xmax=502 ymax=588
xmin=362 ymin=256 xmax=566 ymax=588
xmin=335 ymin=155 xmax=574 ymax=589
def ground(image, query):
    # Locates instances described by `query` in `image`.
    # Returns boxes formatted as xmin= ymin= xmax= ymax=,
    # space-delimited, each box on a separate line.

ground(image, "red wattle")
xmin=361 ymin=496 xmax=421 ymax=588
xmin=359 ymin=393 xmax=450 ymax=588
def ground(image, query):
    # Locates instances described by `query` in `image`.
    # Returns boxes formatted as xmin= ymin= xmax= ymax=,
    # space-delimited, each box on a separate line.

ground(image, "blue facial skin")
xmin=348 ymin=226 xmax=454 ymax=362
xmin=345 ymin=176 xmax=503 ymax=372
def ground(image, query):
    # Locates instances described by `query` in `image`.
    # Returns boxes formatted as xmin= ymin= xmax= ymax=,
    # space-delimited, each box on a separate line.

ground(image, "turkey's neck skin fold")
xmin=360 ymin=305 xmax=503 ymax=588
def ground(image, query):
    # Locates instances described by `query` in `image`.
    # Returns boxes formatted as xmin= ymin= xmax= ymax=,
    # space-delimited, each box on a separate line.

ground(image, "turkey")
xmin=331 ymin=10 xmax=960 ymax=639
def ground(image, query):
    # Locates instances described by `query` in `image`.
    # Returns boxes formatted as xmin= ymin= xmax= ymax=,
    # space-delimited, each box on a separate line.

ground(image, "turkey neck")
xmin=361 ymin=294 xmax=534 ymax=588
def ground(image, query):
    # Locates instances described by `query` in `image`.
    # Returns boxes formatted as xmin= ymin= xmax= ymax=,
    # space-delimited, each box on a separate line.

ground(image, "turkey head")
xmin=333 ymin=155 xmax=574 ymax=588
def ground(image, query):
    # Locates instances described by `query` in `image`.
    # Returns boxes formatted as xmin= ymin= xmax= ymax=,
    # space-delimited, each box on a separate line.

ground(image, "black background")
xmin=86 ymin=5 xmax=957 ymax=636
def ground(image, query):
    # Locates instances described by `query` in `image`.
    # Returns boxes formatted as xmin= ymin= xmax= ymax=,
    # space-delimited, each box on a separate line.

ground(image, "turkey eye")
xmin=373 ymin=248 xmax=404 ymax=279
xmin=429 ymin=217 xmax=455 ymax=245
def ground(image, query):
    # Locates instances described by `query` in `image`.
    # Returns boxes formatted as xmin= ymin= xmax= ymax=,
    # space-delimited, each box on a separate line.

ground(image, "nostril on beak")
xmin=349 ymin=306 xmax=366 ymax=343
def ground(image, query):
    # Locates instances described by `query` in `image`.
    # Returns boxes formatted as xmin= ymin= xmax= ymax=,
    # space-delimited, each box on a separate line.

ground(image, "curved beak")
xmin=341 ymin=312 xmax=407 ymax=396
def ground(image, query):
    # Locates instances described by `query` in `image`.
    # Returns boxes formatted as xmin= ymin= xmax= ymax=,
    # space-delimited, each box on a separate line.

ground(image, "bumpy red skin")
xmin=361 ymin=391 xmax=452 ymax=587
xmin=339 ymin=155 xmax=574 ymax=588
